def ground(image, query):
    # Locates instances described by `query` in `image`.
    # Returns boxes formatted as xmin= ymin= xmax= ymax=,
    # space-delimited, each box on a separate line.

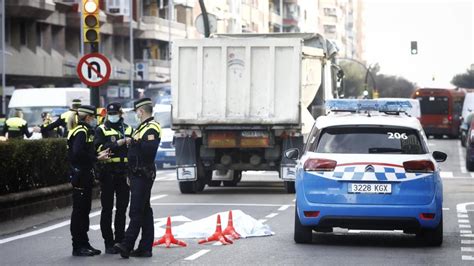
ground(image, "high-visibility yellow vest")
xmin=5 ymin=117 xmax=27 ymax=132
xmin=133 ymin=120 xmax=161 ymax=141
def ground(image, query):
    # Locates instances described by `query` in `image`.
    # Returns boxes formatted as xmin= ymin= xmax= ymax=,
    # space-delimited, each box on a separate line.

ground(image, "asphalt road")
xmin=1 ymin=137 xmax=474 ymax=265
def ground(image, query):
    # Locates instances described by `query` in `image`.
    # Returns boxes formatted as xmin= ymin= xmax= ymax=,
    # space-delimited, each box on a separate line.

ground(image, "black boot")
xmin=72 ymin=247 xmax=95 ymax=257
xmin=130 ymin=249 xmax=152 ymax=258
xmin=85 ymin=244 xmax=101 ymax=255
xmin=105 ymin=245 xmax=118 ymax=254
xmin=113 ymin=243 xmax=130 ymax=259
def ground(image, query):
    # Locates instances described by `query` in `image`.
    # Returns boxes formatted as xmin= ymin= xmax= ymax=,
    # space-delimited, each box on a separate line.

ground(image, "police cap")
xmin=134 ymin=98 xmax=153 ymax=111
xmin=106 ymin=102 xmax=122 ymax=114
xmin=72 ymin=99 xmax=82 ymax=108
xmin=77 ymin=105 xmax=97 ymax=116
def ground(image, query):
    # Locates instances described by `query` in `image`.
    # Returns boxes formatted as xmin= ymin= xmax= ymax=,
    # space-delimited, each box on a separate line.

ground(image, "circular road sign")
xmin=77 ymin=53 xmax=111 ymax=87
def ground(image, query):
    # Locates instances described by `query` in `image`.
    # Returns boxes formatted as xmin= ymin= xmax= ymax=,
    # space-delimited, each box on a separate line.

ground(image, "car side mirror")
xmin=285 ymin=148 xmax=300 ymax=161
xmin=432 ymin=151 xmax=447 ymax=162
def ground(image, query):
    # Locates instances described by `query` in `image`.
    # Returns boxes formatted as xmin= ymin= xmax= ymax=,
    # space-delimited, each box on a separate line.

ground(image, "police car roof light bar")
xmin=326 ymin=99 xmax=412 ymax=114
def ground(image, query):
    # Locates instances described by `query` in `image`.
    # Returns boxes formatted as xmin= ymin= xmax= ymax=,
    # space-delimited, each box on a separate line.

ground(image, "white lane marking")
xmin=462 ymin=256 xmax=474 ymax=261
xmin=292 ymin=199 xmax=296 ymax=202
xmin=0 ymin=194 xmax=168 ymax=245
xmin=459 ymin=213 xmax=469 ymax=218
xmin=471 ymin=173 xmax=474 ymax=178
xmin=184 ymin=250 xmax=211 ymax=261
xmin=457 ymin=202 xmax=474 ymax=213
xmin=151 ymin=203 xmax=288 ymax=207
xmin=461 ymin=234 xmax=474 ymax=238
xmin=461 ymin=230 xmax=473 ymax=234
xmin=278 ymin=205 xmax=291 ymax=211
xmin=440 ymin=172 xmax=454 ymax=178
xmin=265 ymin=213 xmax=279 ymax=219
xmin=462 ymin=247 xmax=474 ymax=252
xmin=460 ymin=145 xmax=468 ymax=174
xmin=348 ymin=230 xmax=361 ymax=233
xmin=442 ymin=208 xmax=450 ymax=211
xmin=462 ymin=240 xmax=474 ymax=244
xmin=258 ymin=219 xmax=267 ymax=224
xmin=150 ymin=194 xmax=168 ymax=201
xmin=459 ymin=219 xmax=470 ymax=224
xmin=460 ymin=224 xmax=472 ymax=229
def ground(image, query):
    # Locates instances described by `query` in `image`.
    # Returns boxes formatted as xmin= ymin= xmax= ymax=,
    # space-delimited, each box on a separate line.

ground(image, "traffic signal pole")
xmin=90 ymin=42 xmax=100 ymax=107
xmin=82 ymin=0 xmax=101 ymax=107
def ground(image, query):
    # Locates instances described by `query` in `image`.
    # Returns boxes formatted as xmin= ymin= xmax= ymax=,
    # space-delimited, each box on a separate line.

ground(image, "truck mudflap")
xmin=175 ymin=136 xmax=198 ymax=181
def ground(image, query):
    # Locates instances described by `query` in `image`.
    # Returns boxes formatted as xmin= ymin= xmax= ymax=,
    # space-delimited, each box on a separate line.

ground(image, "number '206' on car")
xmin=287 ymin=99 xmax=447 ymax=246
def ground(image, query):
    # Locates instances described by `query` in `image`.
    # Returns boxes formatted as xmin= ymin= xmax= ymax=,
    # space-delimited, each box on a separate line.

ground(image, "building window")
xmin=323 ymin=24 xmax=337 ymax=34
xmin=36 ymin=23 xmax=43 ymax=48
xmin=323 ymin=7 xmax=337 ymax=17
xmin=20 ymin=22 xmax=27 ymax=46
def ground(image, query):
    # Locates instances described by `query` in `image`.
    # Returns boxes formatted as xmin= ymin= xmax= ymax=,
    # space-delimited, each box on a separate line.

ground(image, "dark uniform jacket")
xmin=42 ymin=110 xmax=75 ymax=137
xmin=94 ymin=118 xmax=133 ymax=166
xmin=41 ymin=118 xmax=60 ymax=138
xmin=128 ymin=117 xmax=161 ymax=170
xmin=67 ymin=122 xmax=96 ymax=170
xmin=3 ymin=117 xmax=32 ymax=139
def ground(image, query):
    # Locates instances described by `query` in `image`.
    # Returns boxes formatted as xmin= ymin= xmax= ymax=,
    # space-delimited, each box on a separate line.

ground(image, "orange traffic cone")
xmin=223 ymin=210 xmax=240 ymax=240
xmin=198 ymin=214 xmax=233 ymax=245
xmin=153 ymin=216 xmax=187 ymax=248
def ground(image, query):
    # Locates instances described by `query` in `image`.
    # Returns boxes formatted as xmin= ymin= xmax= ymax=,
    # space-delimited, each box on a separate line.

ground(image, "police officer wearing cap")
xmin=3 ymin=109 xmax=33 ymax=139
xmin=68 ymin=105 xmax=110 ymax=257
xmin=114 ymin=98 xmax=161 ymax=258
xmin=40 ymin=112 xmax=60 ymax=138
xmin=94 ymin=102 xmax=133 ymax=254
xmin=39 ymin=98 xmax=82 ymax=137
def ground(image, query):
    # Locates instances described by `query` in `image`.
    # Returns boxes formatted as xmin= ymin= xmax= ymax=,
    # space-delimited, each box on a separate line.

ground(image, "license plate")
xmin=349 ymin=183 xmax=392 ymax=194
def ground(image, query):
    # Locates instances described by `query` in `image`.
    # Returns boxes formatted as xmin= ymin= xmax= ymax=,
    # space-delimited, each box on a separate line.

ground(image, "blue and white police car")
xmin=285 ymin=99 xmax=447 ymax=246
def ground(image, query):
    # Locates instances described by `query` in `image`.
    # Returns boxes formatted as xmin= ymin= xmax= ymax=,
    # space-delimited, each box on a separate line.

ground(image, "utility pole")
xmin=1 ymin=0 xmax=5 ymax=114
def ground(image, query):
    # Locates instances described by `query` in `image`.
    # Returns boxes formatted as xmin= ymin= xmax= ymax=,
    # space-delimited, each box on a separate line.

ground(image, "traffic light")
xmin=82 ymin=0 xmax=100 ymax=43
xmin=410 ymin=41 xmax=418 ymax=55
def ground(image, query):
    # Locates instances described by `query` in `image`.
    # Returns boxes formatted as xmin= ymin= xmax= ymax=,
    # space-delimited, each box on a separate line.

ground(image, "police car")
xmin=285 ymin=99 xmax=447 ymax=246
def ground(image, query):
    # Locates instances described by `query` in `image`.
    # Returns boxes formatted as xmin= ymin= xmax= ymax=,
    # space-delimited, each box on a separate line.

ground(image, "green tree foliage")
xmin=339 ymin=61 xmax=366 ymax=98
xmin=451 ymin=69 xmax=474 ymax=88
xmin=375 ymin=74 xmax=416 ymax=98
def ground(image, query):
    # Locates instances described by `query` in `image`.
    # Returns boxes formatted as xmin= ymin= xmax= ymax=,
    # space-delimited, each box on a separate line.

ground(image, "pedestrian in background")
xmin=3 ymin=109 xmax=32 ymax=139
xmin=114 ymin=98 xmax=161 ymax=259
xmin=39 ymin=98 xmax=82 ymax=137
xmin=94 ymin=102 xmax=133 ymax=254
xmin=67 ymin=105 xmax=110 ymax=257
xmin=40 ymin=112 xmax=60 ymax=138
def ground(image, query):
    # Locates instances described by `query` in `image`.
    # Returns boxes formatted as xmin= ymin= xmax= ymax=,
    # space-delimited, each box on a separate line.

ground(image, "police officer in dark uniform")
xmin=114 ymin=98 xmax=161 ymax=259
xmin=40 ymin=98 xmax=81 ymax=137
xmin=94 ymin=102 xmax=133 ymax=254
xmin=68 ymin=105 xmax=110 ymax=257
xmin=40 ymin=112 xmax=60 ymax=138
xmin=3 ymin=109 xmax=33 ymax=139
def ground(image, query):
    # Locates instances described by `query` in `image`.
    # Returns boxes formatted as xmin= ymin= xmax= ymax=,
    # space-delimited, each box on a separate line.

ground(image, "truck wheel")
xmin=208 ymin=181 xmax=222 ymax=187
xmin=179 ymin=181 xmax=196 ymax=194
xmin=294 ymin=205 xmax=312 ymax=244
xmin=223 ymin=171 xmax=242 ymax=187
xmin=417 ymin=215 xmax=443 ymax=246
xmin=284 ymin=181 xmax=296 ymax=193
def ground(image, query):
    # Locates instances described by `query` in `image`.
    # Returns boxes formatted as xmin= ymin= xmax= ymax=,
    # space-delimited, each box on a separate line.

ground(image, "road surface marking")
xmin=265 ymin=213 xmax=279 ymax=218
xmin=0 ymin=194 xmax=168 ymax=245
xmin=461 ymin=230 xmax=473 ymax=234
xmin=462 ymin=247 xmax=474 ymax=252
xmin=442 ymin=208 xmax=450 ymax=211
xmin=459 ymin=219 xmax=470 ymax=224
xmin=459 ymin=213 xmax=469 ymax=218
xmin=184 ymin=250 xmax=210 ymax=261
xmin=150 ymin=194 xmax=168 ymax=201
xmin=462 ymin=256 xmax=474 ymax=261
xmin=471 ymin=173 xmax=474 ymax=178
xmin=460 ymin=224 xmax=472 ymax=229
xmin=151 ymin=203 xmax=287 ymax=207
xmin=457 ymin=202 xmax=474 ymax=213
xmin=440 ymin=172 xmax=453 ymax=178
xmin=460 ymin=145 xmax=468 ymax=173
xmin=462 ymin=240 xmax=474 ymax=244
xmin=278 ymin=205 xmax=291 ymax=211
xmin=461 ymin=234 xmax=474 ymax=238
xmin=258 ymin=219 xmax=267 ymax=224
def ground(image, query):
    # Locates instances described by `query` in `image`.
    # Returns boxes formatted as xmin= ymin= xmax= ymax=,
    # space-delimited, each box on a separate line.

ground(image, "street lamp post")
xmin=338 ymin=57 xmax=377 ymax=98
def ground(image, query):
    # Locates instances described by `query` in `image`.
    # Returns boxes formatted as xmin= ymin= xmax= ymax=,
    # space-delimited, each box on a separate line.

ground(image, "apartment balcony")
xmin=6 ymin=0 xmax=55 ymax=19
xmin=135 ymin=59 xmax=170 ymax=82
xmin=137 ymin=16 xmax=187 ymax=42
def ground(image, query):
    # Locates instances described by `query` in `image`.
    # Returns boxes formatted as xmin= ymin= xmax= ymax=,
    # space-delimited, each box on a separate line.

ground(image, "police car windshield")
xmin=315 ymin=126 xmax=426 ymax=154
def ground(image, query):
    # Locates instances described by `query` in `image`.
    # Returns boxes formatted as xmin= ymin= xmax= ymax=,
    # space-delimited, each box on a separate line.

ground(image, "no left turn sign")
xmin=77 ymin=53 xmax=111 ymax=87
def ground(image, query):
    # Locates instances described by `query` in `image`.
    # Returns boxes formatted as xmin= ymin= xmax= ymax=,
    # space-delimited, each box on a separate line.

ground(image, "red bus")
xmin=412 ymin=88 xmax=465 ymax=138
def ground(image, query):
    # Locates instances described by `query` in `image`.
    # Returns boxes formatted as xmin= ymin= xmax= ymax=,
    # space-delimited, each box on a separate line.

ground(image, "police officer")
xmin=68 ymin=105 xmax=110 ymax=257
xmin=94 ymin=102 xmax=133 ymax=254
xmin=40 ymin=98 xmax=81 ymax=137
xmin=3 ymin=109 xmax=32 ymax=139
xmin=114 ymin=98 xmax=161 ymax=259
xmin=40 ymin=112 xmax=60 ymax=138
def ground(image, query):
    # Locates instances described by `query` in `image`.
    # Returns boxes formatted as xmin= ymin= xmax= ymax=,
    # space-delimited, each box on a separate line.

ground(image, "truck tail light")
xmin=403 ymin=160 xmax=434 ymax=173
xmin=208 ymin=132 xmax=237 ymax=148
xmin=304 ymin=159 xmax=337 ymax=172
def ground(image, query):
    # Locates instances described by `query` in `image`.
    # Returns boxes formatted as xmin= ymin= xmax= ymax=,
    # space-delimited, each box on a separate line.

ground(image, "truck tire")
xmin=417 ymin=215 xmax=443 ymax=246
xmin=223 ymin=171 xmax=242 ymax=187
xmin=284 ymin=181 xmax=296 ymax=193
xmin=208 ymin=181 xmax=222 ymax=187
xmin=294 ymin=206 xmax=312 ymax=244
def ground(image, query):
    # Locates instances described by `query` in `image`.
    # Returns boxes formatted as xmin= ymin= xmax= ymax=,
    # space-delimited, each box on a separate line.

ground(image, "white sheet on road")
xmin=154 ymin=210 xmax=274 ymax=239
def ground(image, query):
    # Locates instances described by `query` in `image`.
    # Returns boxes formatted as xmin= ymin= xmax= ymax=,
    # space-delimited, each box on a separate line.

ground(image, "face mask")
xmin=108 ymin=115 xmax=120 ymax=123
xmin=135 ymin=111 xmax=142 ymax=122
xmin=89 ymin=118 xmax=97 ymax=127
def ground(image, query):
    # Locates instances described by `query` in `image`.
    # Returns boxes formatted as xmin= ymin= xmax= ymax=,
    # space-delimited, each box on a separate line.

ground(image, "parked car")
xmin=153 ymin=104 xmax=175 ymax=169
xmin=460 ymin=112 xmax=474 ymax=147
xmin=466 ymin=117 xmax=474 ymax=171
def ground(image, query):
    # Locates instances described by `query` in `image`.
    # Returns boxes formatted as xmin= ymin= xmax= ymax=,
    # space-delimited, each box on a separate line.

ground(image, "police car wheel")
xmin=294 ymin=205 xmax=312 ymax=244
xmin=284 ymin=181 xmax=295 ymax=193
xmin=417 ymin=215 xmax=443 ymax=246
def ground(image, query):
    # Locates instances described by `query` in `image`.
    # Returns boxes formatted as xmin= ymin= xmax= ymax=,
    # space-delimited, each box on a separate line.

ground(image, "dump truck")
xmin=171 ymin=33 xmax=340 ymax=193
